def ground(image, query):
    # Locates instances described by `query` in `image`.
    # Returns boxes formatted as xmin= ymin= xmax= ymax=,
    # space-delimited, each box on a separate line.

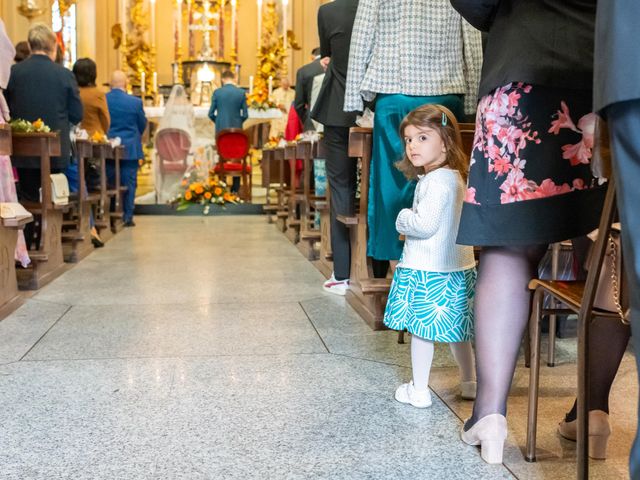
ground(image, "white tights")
xmin=411 ymin=334 xmax=475 ymax=392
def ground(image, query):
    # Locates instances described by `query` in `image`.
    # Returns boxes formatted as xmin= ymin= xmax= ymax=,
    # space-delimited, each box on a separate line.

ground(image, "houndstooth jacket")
xmin=344 ymin=0 xmax=483 ymax=115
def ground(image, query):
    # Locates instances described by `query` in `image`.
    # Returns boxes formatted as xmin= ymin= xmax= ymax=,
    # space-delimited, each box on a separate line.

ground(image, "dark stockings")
xmin=465 ymin=244 xmax=547 ymax=430
xmin=565 ymin=236 xmax=632 ymax=420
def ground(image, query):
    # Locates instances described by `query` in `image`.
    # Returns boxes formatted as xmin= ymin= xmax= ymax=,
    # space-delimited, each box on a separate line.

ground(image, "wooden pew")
xmin=91 ymin=143 xmax=114 ymax=242
xmin=339 ymin=127 xmax=388 ymax=329
xmin=297 ymin=140 xmax=327 ymax=261
xmin=61 ymin=139 xmax=96 ymax=263
xmin=261 ymin=148 xmax=278 ymax=223
xmin=0 ymin=125 xmax=33 ymax=317
xmin=309 ymin=139 xmax=333 ymax=278
xmin=284 ymin=143 xmax=306 ymax=243
xmin=106 ymin=145 xmax=126 ymax=234
xmin=11 ymin=132 xmax=66 ymax=290
xmin=273 ymin=146 xmax=289 ymax=232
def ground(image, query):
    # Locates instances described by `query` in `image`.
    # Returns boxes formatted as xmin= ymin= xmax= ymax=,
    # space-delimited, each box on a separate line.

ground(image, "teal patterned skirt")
xmin=383 ymin=267 xmax=476 ymax=342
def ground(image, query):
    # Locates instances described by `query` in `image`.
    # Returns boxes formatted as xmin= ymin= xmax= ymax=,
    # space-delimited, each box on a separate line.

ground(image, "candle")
xmin=268 ymin=76 xmax=273 ymax=99
xmin=282 ymin=0 xmax=288 ymax=51
xmin=150 ymin=0 xmax=156 ymax=45
xmin=176 ymin=0 xmax=182 ymax=55
xmin=249 ymin=75 xmax=254 ymax=94
xmin=141 ymin=71 xmax=146 ymax=95
xmin=187 ymin=0 xmax=194 ymax=57
xmin=257 ymin=0 xmax=263 ymax=50
xmin=153 ymin=72 xmax=158 ymax=93
xmin=231 ymin=0 xmax=237 ymax=54
xmin=121 ymin=0 xmax=127 ymax=41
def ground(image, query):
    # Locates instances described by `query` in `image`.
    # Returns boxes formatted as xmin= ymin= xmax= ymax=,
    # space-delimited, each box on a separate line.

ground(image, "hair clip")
xmin=441 ymin=112 xmax=448 ymax=126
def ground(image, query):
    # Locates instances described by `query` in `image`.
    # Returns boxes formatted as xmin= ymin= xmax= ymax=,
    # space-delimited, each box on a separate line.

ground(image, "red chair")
xmin=215 ymin=128 xmax=252 ymax=201
xmin=156 ymin=128 xmax=191 ymax=174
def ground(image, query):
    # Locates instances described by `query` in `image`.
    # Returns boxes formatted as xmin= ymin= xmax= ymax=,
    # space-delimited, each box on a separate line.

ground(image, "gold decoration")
xmin=123 ymin=0 xmax=153 ymax=94
xmin=58 ymin=0 xmax=77 ymax=17
xmin=17 ymin=0 xmax=44 ymax=20
xmin=255 ymin=1 xmax=300 ymax=85
xmin=111 ymin=23 xmax=124 ymax=50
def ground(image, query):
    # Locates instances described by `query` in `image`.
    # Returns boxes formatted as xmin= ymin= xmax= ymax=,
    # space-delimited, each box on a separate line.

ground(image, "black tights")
xmin=466 ymin=240 xmax=631 ymax=429
xmin=465 ymin=244 xmax=547 ymax=429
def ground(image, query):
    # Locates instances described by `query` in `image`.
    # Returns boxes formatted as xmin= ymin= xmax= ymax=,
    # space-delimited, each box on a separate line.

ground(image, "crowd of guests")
xmin=1 ymin=21 xmax=146 ymax=252
xmin=287 ymin=0 xmax=640 ymax=475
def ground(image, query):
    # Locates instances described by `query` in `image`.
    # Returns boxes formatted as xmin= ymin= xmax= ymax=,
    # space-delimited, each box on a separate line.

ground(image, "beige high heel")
xmin=461 ymin=414 xmax=508 ymax=464
xmin=558 ymin=410 xmax=611 ymax=460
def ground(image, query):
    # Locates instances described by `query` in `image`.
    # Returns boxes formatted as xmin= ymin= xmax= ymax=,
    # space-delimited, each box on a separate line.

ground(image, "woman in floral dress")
xmin=0 ymin=19 xmax=29 ymax=267
xmin=451 ymin=0 xmax=628 ymax=465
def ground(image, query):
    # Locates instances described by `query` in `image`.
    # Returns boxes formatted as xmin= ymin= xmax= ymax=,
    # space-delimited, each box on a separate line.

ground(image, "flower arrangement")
xmin=174 ymin=165 xmax=242 ymax=214
xmin=246 ymin=77 xmax=276 ymax=111
xmin=91 ymin=131 xmax=109 ymax=144
xmin=263 ymin=136 xmax=283 ymax=149
xmin=9 ymin=118 xmax=51 ymax=133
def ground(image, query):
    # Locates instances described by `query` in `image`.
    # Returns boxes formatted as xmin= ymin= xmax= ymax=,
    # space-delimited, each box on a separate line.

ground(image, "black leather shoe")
xmin=91 ymin=236 xmax=104 ymax=248
xmin=124 ymin=220 xmax=136 ymax=227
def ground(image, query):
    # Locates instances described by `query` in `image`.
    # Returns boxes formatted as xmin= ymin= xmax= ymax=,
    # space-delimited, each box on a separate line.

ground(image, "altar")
xmin=139 ymin=106 xmax=281 ymax=205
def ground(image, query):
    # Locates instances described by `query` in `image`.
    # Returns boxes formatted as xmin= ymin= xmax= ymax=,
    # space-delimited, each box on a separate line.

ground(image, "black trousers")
xmin=17 ymin=167 xmax=63 ymax=250
xmin=323 ymin=126 xmax=357 ymax=281
xmin=607 ymin=99 xmax=640 ymax=478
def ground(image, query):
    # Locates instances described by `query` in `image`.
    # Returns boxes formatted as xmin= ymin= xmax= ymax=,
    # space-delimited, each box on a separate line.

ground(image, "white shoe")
xmin=323 ymin=274 xmax=349 ymax=296
xmin=460 ymin=381 xmax=477 ymax=400
xmin=461 ymin=414 xmax=507 ymax=464
xmin=394 ymin=382 xmax=432 ymax=408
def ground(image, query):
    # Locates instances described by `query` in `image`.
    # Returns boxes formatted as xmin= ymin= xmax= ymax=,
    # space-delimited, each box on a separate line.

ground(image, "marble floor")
xmin=0 ymin=216 xmax=636 ymax=479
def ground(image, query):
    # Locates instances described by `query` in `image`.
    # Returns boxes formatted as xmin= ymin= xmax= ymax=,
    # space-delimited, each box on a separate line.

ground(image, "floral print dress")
xmin=457 ymin=83 xmax=607 ymax=246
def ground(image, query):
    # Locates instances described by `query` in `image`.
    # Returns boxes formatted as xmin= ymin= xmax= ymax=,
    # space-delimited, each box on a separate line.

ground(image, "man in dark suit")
xmin=208 ymin=70 xmax=248 ymax=193
xmin=310 ymin=0 xmax=359 ymax=295
xmin=294 ymin=48 xmax=324 ymax=132
xmin=5 ymin=23 xmax=83 ymax=203
xmin=208 ymin=70 xmax=248 ymax=132
xmin=595 ymin=2 xmax=640 ymax=476
xmin=106 ymin=70 xmax=147 ymax=227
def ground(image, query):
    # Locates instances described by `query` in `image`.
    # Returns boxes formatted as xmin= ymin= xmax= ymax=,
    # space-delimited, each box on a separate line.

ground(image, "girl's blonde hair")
xmin=395 ymin=104 xmax=469 ymax=182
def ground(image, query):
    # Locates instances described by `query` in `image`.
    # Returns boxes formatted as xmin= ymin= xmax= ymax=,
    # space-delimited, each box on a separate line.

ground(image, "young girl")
xmin=384 ymin=104 xmax=477 ymax=408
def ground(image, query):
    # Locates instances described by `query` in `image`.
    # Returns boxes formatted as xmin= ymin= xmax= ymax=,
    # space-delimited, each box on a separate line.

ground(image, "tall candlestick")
xmin=153 ymin=72 xmax=158 ymax=93
xmin=282 ymin=0 xmax=288 ymax=51
xmin=187 ymin=0 xmax=194 ymax=57
xmin=176 ymin=0 xmax=182 ymax=55
xmin=249 ymin=75 xmax=254 ymax=94
xmin=257 ymin=0 xmax=263 ymax=50
xmin=231 ymin=0 xmax=237 ymax=55
xmin=141 ymin=71 xmax=146 ymax=95
xmin=120 ymin=0 xmax=128 ymax=68
xmin=150 ymin=0 xmax=156 ymax=45
xmin=268 ymin=76 xmax=273 ymax=99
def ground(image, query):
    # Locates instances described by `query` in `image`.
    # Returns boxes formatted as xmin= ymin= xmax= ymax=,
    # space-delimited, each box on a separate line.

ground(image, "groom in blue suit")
xmin=106 ymin=70 xmax=147 ymax=227
xmin=209 ymin=70 xmax=248 ymax=192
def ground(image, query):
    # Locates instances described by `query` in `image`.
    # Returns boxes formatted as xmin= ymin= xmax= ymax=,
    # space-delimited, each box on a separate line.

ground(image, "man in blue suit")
xmin=106 ymin=70 xmax=147 ymax=227
xmin=208 ymin=70 xmax=248 ymax=192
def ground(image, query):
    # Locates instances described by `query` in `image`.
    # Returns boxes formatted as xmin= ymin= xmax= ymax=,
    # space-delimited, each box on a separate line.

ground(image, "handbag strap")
xmin=608 ymin=234 xmax=630 ymax=324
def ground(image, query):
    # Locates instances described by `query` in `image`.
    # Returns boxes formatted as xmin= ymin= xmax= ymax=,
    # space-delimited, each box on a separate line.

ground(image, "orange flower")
xmin=214 ymin=187 xmax=222 ymax=196
xmin=184 ymin=191 xmax=193 ymax=201
xmin=189 ymin=182 xmax=198 ymax=191
xmin=223 ymin=192 xmax=233 ymax=202
xmin=33 ymin=118 xmax=44 ymax=129
xmin=195 ymin=185 xmax=204 ymax=195
xmin=204 ymin=191 xmax=212 ymax=200
xmin=181 ymin=179 xmax=188 ymax=186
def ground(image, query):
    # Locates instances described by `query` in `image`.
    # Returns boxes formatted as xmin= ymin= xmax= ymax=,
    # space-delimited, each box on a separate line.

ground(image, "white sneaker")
xmin=394 ymin=381 xmax=432 ymax=408
xmin=323 ymin=274 xmax=349 ymax=296
xmin=460 ymin=381 xmax=477 ymax=400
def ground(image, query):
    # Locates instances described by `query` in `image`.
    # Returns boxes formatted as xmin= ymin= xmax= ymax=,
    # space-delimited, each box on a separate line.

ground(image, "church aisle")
xmin=0 ymin=217 xmax=512 ymax=479
xmin=0 ymin=216 xmax=635 ymax=479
